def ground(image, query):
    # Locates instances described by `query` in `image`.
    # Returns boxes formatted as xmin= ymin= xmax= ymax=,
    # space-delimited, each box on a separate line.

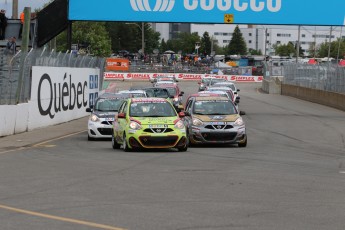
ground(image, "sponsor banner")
xmin=29 ymin=67 xmax=100 ymax=129
xmin=105 ymin=58 xmax=129 ymax=71
xmin=69 ymin=0 xmax=345 ymax=26
xmin=103 ymin=72 xmax=263 ymax=82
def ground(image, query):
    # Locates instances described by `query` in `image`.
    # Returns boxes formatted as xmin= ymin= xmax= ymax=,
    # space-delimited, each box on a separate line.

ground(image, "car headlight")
xmin=129 ymin=121 xmax=142 ymax=130
xmin=192 ymin=118 xmax=203 ymax=126
xmin=234 ymin=117 xmax=244 ymax=126
xmin=173 ymin=98 xmax=179 ymax=102
xmin=90 ymin=114 xmax=100 ymax=122
xmin=174 ymin=120 xmax=185 ymax=129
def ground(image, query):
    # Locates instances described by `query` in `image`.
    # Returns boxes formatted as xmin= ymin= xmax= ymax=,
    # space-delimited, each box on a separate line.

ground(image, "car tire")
xmin=87 ymin=134 xmax=94 ymax=141
xmin=238 ymin=136 xmax=247 ymax=148
xmin=112 ymin=134 xmax=121 ymax=149
xmin=123 ymin=134 xmax=131 ymax=152
xmin=178 ymin=144 xmax=188 ymax=152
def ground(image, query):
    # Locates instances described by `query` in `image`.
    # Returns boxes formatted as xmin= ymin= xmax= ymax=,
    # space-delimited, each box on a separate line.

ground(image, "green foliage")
xmin=227 ymin=26 xmax=247 ymax=55
xmin=248 ymin=49 xmax=262 ymax=55
xmin=317 ymin=38 xmax=345 ymax=58
xmin=274 ymin=42 xmax=295 ymax=57
xmin=200 ymin=32 xmax=212 ymax=55
xmin=165 ymin=32 xmax=201 ymax=54
xmin=56 ymin=21 xmax=111 ymax=57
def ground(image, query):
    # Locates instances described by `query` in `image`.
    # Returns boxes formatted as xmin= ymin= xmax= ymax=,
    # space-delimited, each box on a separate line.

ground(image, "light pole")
xmin=126 ymin=22 xmax=145 ymax=54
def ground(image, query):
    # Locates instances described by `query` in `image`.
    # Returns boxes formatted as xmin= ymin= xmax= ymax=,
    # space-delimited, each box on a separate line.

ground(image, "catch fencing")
xmin=266 ymin=62 xmax=345 ymax=94
xmin=0 ymin=48 xmax=105 ymax=105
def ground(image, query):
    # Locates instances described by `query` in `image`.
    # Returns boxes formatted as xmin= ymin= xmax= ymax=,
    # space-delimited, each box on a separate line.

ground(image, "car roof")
xmin=130 ymin=97 xmax=167 ymax=103
xmin=98 ymin=93 xmax=130 ymax=99
xmin=208 ymin=86 xmax=234 ymax=91
xmin=155 ymin=83 xmax=178 ymax=88
xmin=194 ymin=96 xmax=230 ymax=101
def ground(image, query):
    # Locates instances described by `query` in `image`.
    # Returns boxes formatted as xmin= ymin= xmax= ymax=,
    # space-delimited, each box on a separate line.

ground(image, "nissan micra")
xmin=112 ymin=98 xmax=188 ymax=152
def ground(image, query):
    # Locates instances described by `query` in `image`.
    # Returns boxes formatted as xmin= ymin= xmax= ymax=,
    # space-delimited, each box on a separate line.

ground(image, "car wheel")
xmin=123 ymin=134 xmax=131 ymax=152
xmin=178 ymin=144 xmax=188 ymax=152
xmin=87 ymin=134 xmax=94 ymax=141
xmin=112 ymin=134 xmax=121 ymax=149
xmin=238 ymin=136 xmax=247 ymax=148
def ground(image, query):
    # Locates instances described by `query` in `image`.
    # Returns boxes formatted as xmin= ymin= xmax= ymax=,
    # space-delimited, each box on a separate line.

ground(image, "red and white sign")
xmin=104 ymin=72 xmax=263 ymax=82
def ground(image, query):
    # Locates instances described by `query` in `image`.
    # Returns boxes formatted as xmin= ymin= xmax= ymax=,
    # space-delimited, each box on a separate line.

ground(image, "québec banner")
xmin=69 ymin=0 xmax=345 ymax=26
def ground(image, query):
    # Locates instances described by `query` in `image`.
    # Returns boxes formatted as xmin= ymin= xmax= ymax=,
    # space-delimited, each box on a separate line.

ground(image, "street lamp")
xmin=126 ymin=22 xmax=145 ymax=54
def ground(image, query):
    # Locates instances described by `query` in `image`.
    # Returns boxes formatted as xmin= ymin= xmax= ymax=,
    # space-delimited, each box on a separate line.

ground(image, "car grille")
xmin=97 ymin=128 xmax=113 ymax=135
xmin=201 ymin=132 xmax=237 ymax=141
xmin=101 ymin=121 xmax=113 ymax=125
xmin=205 ymin=125 xmax=233 ymax=130
xmin=139 ymin=136 xmax=178 ymax=147
xmin=143 ymin=128 xmax=174 ymax=133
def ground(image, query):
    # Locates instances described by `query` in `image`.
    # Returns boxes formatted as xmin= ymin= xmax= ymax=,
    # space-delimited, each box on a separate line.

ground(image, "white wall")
xmin=0 ymin=67 xmax=100 ymax=137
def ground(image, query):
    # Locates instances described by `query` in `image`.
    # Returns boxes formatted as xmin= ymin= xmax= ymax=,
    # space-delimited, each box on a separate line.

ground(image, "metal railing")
xmin=267 ymin=62 xmax=345 ymax=93
xmin=0 ymin=48 xmax=105 ymax=105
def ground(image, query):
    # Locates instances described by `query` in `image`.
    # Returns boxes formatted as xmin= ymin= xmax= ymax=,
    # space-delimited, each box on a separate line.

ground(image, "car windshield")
xmin=131 ymin=93 xmax=146 ymax=98
xmin=166 ymin=88 xmax=177 ymax=96
xmin=130 ymin=102 xmax=177 ymax=117
xmin=193 ymin=100 xmax=237 ymax=115
xmin=94 ymin=98 xmax=124 ymax=112
xmin=144 ymin=88 xmax=170 ymax=98
xmin=214 ymin=83 xmax=236 ymax=91
xmin=210 ymin=78 xmax=226 ymax=85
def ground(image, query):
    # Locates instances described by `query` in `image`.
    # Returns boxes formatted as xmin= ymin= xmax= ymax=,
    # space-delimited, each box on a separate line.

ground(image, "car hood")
xmin=192 ymin=114 xmax=239 ymax=122
xmin=93 ymin=111 xmax=118 ymax=118
xmin=131 ymin=117 xmax=177 ymax=125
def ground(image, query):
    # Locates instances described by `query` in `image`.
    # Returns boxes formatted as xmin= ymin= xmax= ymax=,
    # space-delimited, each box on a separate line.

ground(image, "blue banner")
xmin=69 ymin=0 xmax=345 ymax=26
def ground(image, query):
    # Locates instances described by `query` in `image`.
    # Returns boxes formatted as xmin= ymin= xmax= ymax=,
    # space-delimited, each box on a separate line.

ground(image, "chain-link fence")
xmin=0 ymin=48 xmax=105 ymax=105
xmin=269 ymin=63 xmax=345 ymax=93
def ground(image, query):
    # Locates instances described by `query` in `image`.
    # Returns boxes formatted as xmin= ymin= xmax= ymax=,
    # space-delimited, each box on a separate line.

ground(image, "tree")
xmin=56 ymin=21 xmax=112 ymax=57
xmin=317 ymin=38 xmax=345 ymax=58
xmin=200 ymin=32 xmax=212 ymax=55
xmin=248 ymin=49 xmax=262 ymax=55
xmin=160 ymin=39 xmax=168 ymax=53
xmin=164 ymin=32 xmax=201 ymax=54
xmin=227 ymin=26 xmax=247 ymax=55
xmin=274 ymin=42 xmax=295 ymax=57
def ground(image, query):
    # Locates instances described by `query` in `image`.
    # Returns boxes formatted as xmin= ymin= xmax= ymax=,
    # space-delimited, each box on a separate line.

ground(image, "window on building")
xmin=249 ymin=40 xmax=252 ymax=43
xmin=249 ymin=33 xmax=252 ymax=36
xmin=302 ymin=34 xmax=306 ymax=38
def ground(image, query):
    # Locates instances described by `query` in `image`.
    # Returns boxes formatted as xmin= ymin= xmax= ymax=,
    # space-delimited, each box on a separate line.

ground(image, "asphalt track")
xmin=0 ymin=81 xmax=345 ymax=230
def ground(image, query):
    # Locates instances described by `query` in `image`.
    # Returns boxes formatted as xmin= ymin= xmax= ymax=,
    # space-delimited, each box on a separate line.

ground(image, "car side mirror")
xmin=235 ymin=98 xmax=240 ymax=104
xmin=184 ymin=111 xmax=191 ymax=116
xmin=178 ymin=112 xmax=185 ymax=118
xmin=86 ymin=108 xmax=92 ymax=112
xmin=237 ymin=89 xmax=240 ymax=92
xmin=236 ymin=96 xmax=240 ymax=100
xmin=169 ymin=95 xmax=175 ymax=99
xmin=179 ymin=91 xmax=184 ymax=96
xmin=239 ymin=111 xmax=246 ymax=116
xmin=118 ymin=113 xmax=126 ymax=119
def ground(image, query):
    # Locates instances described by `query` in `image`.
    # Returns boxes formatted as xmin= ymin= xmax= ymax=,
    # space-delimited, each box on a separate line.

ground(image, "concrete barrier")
xmin=261 ymin=76 xmax=283 ymax=94
xmin=282 ymin=84 xmax=345 ymax=112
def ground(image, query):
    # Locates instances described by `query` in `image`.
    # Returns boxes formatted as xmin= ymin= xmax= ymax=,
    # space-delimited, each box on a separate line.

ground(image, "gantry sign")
xmin=68 ymin=0 xmax=345 ymax=26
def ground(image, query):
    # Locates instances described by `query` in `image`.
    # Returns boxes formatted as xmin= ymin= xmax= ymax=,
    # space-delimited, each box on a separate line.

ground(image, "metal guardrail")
xmin=0 ymin=48 xmax=105 ymax=105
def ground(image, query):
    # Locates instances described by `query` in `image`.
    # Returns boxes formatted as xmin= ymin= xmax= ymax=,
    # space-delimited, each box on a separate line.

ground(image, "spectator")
xmin=0 ymin=9 xmax=7 ymax=40
xmin=6 ymin=36 xmax=16 ymax=55
xmin=18 ymin=11 xmax=24 ymax=39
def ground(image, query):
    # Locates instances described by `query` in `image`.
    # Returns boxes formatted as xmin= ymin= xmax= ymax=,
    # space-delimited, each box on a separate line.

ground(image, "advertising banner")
xmin=105 ymin=58 xmax=129 ymax=71
xmin=69 ymin=0 xmax=345 ymax=26
xmin=103 ymin=72 xmax=263 ymax=82
xmin=29 ymin=67 xmax=100 ymax=129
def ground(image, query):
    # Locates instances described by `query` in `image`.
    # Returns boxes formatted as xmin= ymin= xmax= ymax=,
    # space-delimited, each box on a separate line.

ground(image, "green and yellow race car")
xmin=112 ymin=98 xmax=188 ymax=152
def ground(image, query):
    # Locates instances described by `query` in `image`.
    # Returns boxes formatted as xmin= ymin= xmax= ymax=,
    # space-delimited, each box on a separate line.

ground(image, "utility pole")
xmin=296 ymin=25 xmax=301 ymax=63
xmin=12 ymin=0 xmax=18 ymax=19
xmin=327 ymin=26 xmax=333 ymax=62
xmin=264 ymin=28 xmax=268 ymax=57
xmin=141 ymin=22 xmax=145 ymax=55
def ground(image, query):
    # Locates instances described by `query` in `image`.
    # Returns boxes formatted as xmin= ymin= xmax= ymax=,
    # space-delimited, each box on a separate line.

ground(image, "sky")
xmin=0 ymin=0 xmax=51 ymax=18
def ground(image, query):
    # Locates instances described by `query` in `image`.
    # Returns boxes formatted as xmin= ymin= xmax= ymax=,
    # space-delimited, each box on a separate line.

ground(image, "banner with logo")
xmin=29 ymin=67 xmax=100 ymax=129
xmin=103 ymin=72 xmax=263 ymax=82
xmin=105 ymin=58 xmax=129 ymax=71
xmin=69 ymin=0 xmax=345 ymax=26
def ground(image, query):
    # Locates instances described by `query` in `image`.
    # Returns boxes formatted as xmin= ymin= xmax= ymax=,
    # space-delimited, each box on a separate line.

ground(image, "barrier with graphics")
xmin=103 ymin=72 xmax=263 ymax=82
xmin=0 ymin=67 xmax=100 ymax=137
